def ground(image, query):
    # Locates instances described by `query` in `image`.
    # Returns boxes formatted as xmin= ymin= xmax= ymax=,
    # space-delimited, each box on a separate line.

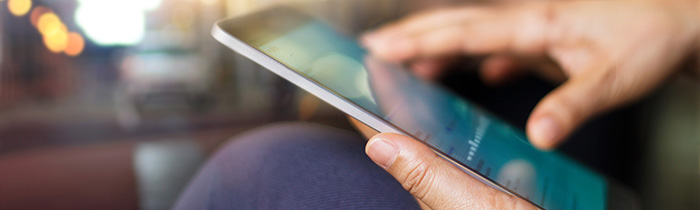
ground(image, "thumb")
xmin=366 ymin=133 xmax=535 ymax=210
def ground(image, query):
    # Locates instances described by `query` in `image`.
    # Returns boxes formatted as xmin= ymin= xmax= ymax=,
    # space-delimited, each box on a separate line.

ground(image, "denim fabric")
xmin=173 ymin=122 xmax=420 ymax=210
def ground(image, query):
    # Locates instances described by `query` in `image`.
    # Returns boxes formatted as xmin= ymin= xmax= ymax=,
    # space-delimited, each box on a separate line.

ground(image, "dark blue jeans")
xmin=173 ymin=123 xmax=420 ymax=210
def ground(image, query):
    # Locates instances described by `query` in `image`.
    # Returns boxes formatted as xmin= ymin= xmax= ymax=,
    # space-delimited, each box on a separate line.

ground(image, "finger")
xmin=347 ymin=116 xmax=378 ymax=140
xmin=529 ymin=58 xmax=567 ymax=84
xmin=409 ymin=56 xmax=457 ymax=80
xmin=480 ymin=55 xmax=568 ymax=85
xmin=366 ymin=133 xmax=536 ymax=210
xmin=364 ymin=2 xmax=557 ymax=63
xmin=526 ymin=64 xmax=637 ymax=149
xmin=365 ymin=7 xmax=491 ymax=42
xmin=479 ymin=54 xmax=525 ymax=85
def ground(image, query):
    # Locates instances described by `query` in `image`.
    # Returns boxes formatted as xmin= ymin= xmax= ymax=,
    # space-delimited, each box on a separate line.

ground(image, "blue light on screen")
xmin=254 ymin=20 xmax=607 ymax=210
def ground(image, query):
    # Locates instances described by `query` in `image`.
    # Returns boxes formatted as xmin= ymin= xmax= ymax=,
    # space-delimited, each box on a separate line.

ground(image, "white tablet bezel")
xmin=211 ymin=20 xmax=514 ymax=197
xmin=211 ymin=7 xmax=639 ymax=209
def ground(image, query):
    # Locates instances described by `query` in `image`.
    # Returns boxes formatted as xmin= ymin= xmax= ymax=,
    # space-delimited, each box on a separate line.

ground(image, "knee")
xmin=174 ymin=123 xmax=370 ymax=210
xmin=175 ymin=122 xmax=418 ymax=209
xmin=208 ymin=122 xmax=364 ymax=170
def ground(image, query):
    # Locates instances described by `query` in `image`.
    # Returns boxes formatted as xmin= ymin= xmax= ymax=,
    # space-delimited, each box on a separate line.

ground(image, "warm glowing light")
xmin=30 ymin=6 xmax=51 ymax=27
xmin=65 ymin=32 xmax=85 ymax=56
xmin=43 ymin=26 xmax=68 ymax=53
xmin=43 ymin=22 xmax=66 ymax=40
xmin=172 ymin=5 xmax=194 ymax=30
xmin=37 ymin=12 xmax=61 ymax=35
xmin=8 ymin=0 xmax=31 ymax=17
xmin=75 ymin=0 xmax=162 ymax=46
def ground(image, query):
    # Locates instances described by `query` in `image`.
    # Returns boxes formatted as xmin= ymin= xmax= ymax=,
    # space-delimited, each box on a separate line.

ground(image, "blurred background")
xmin=0 ymin=0 xmax=698 ymax=209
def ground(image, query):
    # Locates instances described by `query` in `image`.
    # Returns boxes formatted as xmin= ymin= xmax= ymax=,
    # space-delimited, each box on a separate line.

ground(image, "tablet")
xmin=212 ymin=6 xmax=638 ymax=210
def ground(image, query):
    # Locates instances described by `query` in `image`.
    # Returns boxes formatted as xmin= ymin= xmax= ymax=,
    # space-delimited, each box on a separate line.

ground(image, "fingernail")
xmin=366 ymin=137 xmax=399 ymax=168
xmin=532 ymin=116 xmax=560 ymax=145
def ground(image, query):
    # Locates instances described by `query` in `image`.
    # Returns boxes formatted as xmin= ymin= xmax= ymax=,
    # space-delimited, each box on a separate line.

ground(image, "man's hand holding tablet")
xmin=360 ymin=0 xmax=699 ymax=209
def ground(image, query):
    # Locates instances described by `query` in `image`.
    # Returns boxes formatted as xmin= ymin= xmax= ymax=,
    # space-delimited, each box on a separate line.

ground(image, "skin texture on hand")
xmin=366 ymin=133 xmax=538 ymax=210
xmin=362 ymin=0 xmax=700 ymax=150
xmin=356 ymin=0 xmax=700 ymax=209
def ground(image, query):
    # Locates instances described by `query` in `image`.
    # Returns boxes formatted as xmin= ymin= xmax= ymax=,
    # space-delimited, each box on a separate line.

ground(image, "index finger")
xmin=363 ymin=2 xmax=558 ymax=63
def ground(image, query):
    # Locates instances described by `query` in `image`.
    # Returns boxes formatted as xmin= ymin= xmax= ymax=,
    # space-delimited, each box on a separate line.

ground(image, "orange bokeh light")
xmin=65 ymin=32 xmax=85 ymax=56
xmin=8 ymin=0 xmax=32 ymax=17
xmin=30 ymin=6 xmax=51 ymax=27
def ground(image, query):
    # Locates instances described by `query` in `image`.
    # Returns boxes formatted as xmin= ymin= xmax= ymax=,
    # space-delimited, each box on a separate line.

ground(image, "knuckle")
xmin=538 ymin=2 xmax=568 ymax=48
xmin=407 ymin=7 xmax=452 ymax=25
xmin=514 ymin=2 xmax=561 ymax=54
xmin=594 ymin=68 xmax=623 ymax=107
xmin=546 ymin=92 xmax=584 ymax=125
xmin=491 ymin=191 xmax=515 ymax=209
xmin=534 ymin=3 xmax=558 ymax=49
xmin=547 ymin=67 xmax=622 ymax=130
xmin=539 ymin=3 xmax=559 ymax=41
xmin=399 ymin=159 xmax=434 ymax=200
xmin=577 ymin=67 xmax=625 ymax=114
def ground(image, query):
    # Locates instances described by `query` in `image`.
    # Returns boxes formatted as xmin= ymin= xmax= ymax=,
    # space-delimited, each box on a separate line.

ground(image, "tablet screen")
xmin=232 ymin=11 xmax=607 ymax=210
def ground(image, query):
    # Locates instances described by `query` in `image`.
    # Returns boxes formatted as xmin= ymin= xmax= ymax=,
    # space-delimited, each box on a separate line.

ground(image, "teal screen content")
xmin=251 ymin=20 xmax=607 ymax=210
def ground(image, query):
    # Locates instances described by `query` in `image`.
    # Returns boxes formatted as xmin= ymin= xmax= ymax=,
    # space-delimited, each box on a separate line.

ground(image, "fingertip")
xmin=479 ymin=63 xmax=508 ymax=85
xmin=360 ymin=32 xmax=379 ymax=48
xmin=370 ymin=132 xmax=407 ymax=143
xmin=369 ymin=132 xmax=393 ymax=141
xmin=479 ymin=55 xmax=521 ymax=86
xmin=526 ymin=115 xmax=562 ymax=150
xmin=361 ymin=32 xmax=415 ymax=63
xmin=370 ymin=133 xmax=423 ymax=151
xmin=410 ymin=59 xmax=447 ymax=80
xmin=381 ymin=39 xmax=416 ymax=62
xmin=366 ymin=134 xmax=399 ymax=168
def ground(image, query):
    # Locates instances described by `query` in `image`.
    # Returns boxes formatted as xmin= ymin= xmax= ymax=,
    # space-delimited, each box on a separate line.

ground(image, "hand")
xmin=362 ymin=0 xmax=700 ymax=149
xmin=366 ymin=133 xmax=537 ymax=210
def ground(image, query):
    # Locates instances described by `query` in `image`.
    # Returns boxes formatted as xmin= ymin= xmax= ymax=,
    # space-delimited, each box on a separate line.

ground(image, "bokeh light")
xmin=75 ymin=0 xmax=162 ymax=46
xmin=30 ymin=6 xmax=51 ymax=27
xmin=37 ymin=12 xmax=61 ymax=35
xmin=173 ymin=5 xmax=194 ymax=30
xmin=65 ymin=32 xmax=85 ymax=56
xmin=43 ymin=25 xmax=68 ymax=53
xmin=8 ymin=0 xmax=32 ymax=17
xmin=26 ymin=5 xmax=86 ymax=56
xmin=136 ymin=0 xmax=162 ymax=11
